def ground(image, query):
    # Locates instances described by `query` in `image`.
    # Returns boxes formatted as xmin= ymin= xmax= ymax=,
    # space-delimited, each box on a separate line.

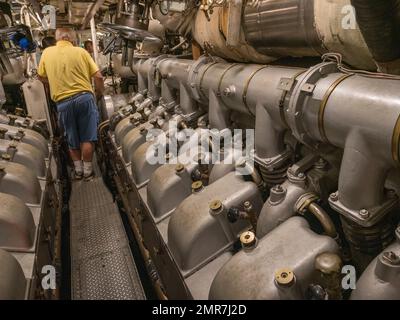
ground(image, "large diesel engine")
xmin=96 ymin=0 xmax=400 ymax=300
xmin=0 ymin=0 xmax=399 ymax=301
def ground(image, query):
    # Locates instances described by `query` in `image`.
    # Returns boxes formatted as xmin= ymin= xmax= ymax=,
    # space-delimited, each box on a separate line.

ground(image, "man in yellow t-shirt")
xmin=38 ymin=28 xmax=105 ymax=181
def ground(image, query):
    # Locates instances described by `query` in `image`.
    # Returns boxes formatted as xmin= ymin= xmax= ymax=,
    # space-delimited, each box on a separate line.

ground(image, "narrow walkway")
xmin=69 ymin=160 xmax=145 ymax=300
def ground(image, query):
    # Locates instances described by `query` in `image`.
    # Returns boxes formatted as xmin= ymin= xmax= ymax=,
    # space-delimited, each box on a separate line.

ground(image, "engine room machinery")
xmin=1 ymin=0 xmax=400 ymax=301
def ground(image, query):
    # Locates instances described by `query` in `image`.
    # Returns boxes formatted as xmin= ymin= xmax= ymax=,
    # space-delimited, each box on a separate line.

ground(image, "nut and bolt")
xmin=381 ymin=251 xmax=400 ymax=266
xmin=329 ymin=193 xmax=338 ymax=202
xmin=0 ymin=128 xmax=7 ymax=139
xmin=396 ymin=226 xmax=400 ymax=240
xmin=139 ymin=126 xmax=147 ymax=135
xmin=165 ymin=153 xmax=172 ymax=161
xmin=9 ymin=116 xmax=17 ymax=124
xmin=272 ymin=185 xmax=284 ymax=193
xmin=240 ymin=231 xmax=257 ymax=250
xmin=175 ymin=164 xmax=185 ymax=174
xmin=314 ymin=158 xmax=327 ymax=169
xmin=359 ymin=209 xmax=370 ymax=219
xmin=243 ymin=201 xmax=253 ymax=212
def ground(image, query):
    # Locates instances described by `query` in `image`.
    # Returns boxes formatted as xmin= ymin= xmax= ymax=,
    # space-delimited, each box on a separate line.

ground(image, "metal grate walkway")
xmin=69 ymin=161 xmax=145 ymax=300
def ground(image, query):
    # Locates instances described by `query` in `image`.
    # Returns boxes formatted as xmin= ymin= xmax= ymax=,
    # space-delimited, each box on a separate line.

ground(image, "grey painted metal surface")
xmin=351 ymin=229 xmax=400 ymax=300
xmin=209 ymin=217 xmax=339 ymax=300
xmin=69 ymin=170 xmax=145 ymax=300
xmin=0 ymin=160 xmax=42 ymax=204
xmin=168 ymin=172 xmax=262 ymax=272
xmin=0 ymin=249 xmax=27 ymax=299
xmin=0 ymin=139 xmax=46 ymax=177
xmin=0 ymin=193 xmax=35 ymax=252
xmin=0 ymin=124 xmax=48 ymax=157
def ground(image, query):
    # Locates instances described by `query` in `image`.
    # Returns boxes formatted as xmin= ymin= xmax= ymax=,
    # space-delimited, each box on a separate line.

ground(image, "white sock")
xmin=74 ymin=160 xmax=83 ymax=174
xmin=83 ymin=161 xmax=93 ymax=175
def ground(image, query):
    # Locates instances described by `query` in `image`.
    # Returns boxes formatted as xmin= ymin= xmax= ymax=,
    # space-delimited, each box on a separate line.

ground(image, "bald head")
xmin=55 ymin=28 xmax=77 ymax=44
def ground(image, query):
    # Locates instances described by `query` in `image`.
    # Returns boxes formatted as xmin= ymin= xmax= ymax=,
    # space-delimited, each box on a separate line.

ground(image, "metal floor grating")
xmin=69 ymin=160 xmax=145 ymax=300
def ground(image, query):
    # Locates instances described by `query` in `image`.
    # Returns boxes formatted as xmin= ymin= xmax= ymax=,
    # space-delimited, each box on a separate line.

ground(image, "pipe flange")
xmin=295 ymin=192 xmax=319 ymax=214
xmin=151 ymin=54 xmax=169 ymax=86
xmin=285 ymin=62 xmax=339 ymax=148
xmin=329 ymin=191 xmax=398 ymax=228
xmin=253 ymin=150 xmax=292 ymax=172
xmin=187 ymin=55 xmax=225 ymax=103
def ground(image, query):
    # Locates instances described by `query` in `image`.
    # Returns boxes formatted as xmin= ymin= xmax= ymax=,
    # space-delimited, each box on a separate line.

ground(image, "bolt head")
xmin=381 ymin=251 xmax=400 ymax=266
xmin=329 ymin=193 xmax=338 ymax=201
xmin=359 ymin=209 xmax=370 ymax=219
xmin=175 ymin=164 xmax=184 ymax=173
xmin=396 ymin=226 xmax=400 ymax=240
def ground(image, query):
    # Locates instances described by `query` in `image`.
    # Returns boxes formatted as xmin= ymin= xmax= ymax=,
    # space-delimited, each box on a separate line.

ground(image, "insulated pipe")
xmin=351 ymin=0 xmax=400 ymax=63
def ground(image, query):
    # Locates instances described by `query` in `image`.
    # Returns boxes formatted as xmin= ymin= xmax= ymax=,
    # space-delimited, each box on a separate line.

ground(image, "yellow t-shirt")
xmin=38 ymin=40 xmax=99 ymax=102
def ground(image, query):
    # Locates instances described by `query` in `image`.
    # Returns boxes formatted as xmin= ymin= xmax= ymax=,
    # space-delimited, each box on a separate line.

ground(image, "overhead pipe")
xmin=351 ymin=0 xmax=400 ymax=74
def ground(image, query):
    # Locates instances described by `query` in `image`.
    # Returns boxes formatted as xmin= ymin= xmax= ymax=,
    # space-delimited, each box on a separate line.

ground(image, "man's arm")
xmin=92 ymin=71 xmax=105 ymax=99
xmin=38 ymin=75 xmax=48 ymax=84
xmin=37 ymin=51 xmax=48 ymax=83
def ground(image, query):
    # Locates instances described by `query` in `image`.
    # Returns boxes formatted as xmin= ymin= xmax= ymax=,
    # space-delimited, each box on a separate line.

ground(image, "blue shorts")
xmin=57 ymin=92 xmax=99 ymax=149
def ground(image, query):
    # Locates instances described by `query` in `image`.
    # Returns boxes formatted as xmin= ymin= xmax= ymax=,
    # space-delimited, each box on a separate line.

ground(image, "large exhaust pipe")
xmin=351 ymin=0 xmax=400 ymax=74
